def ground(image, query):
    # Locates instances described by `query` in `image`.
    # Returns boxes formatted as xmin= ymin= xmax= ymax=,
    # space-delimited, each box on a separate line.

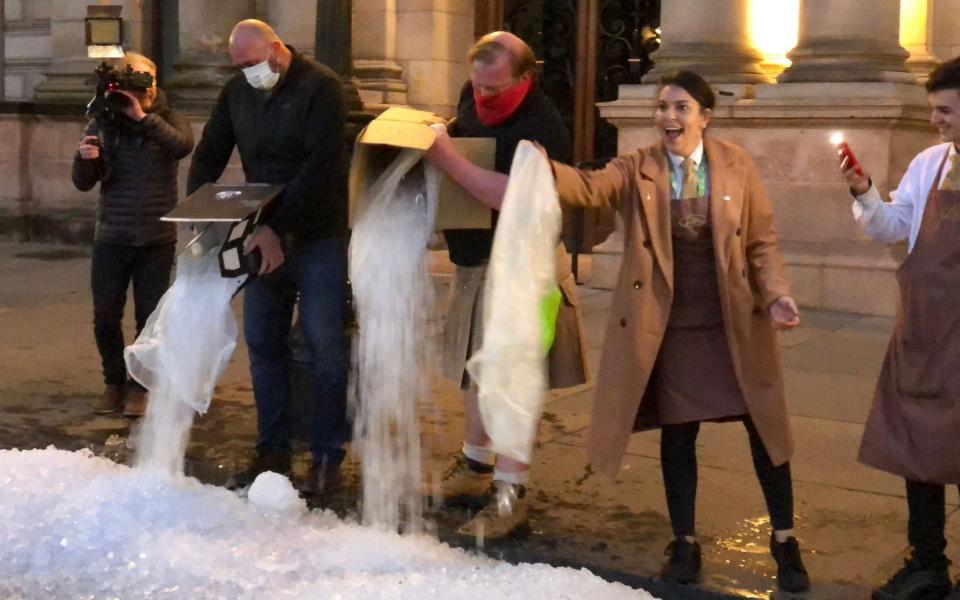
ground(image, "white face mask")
xmin=242 ymin=48 xmax=280 ymax=90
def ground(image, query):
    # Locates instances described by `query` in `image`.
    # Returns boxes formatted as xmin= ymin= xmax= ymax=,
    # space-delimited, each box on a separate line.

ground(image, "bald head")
xmin=229 ymin=19 xmax=290 ymax=70
xmin=467 ymin=31 xmax=537 ymax=81
xmin=482 ymin=31 xmax=526 ymax=59
xmin=230 ymin=19 xmax=280 ymax=48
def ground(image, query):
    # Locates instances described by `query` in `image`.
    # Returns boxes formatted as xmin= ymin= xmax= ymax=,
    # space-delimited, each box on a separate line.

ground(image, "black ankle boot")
xmin=660 ymin=538 xmax=702 ymax=584
xmin=872 ymin=554 xmax=951 ymax=600
xmin=770 ymin=535 xmax=810 ymax=593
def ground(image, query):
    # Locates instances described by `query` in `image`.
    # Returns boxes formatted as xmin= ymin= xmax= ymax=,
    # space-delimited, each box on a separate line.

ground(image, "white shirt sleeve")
xmin=850 ymin=157 xmax=922 ymax=245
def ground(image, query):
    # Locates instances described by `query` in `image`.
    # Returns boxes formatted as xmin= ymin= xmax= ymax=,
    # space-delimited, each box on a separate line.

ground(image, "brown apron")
xmin=648 ymin=192 xmax=748 ymax=425
xmin=859 ymin=150 xmax=960 ymax=484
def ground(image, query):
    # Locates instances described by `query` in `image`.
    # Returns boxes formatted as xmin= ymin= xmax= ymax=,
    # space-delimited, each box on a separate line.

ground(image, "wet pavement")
xmin=1 ymin=241 xmax=953 ymax=599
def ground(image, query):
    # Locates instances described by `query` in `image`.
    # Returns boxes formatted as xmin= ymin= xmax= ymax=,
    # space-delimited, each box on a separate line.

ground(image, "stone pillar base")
xmin=34 ymin=60 xmax=96 ymax=105
xmin=905 ymin=55 xmax=939 ymax=85
xmin=166 ymin=62 xmax=236 ymax=115
xmin=353 ymin=59 xmax=408 ymax=105
xmin=779 ymin=39 xmax=914 ymax=84
xmin=783 ymin=240 xmax=905 ymax=317
xmin=645 ymin=42 xmax=772 ymax=84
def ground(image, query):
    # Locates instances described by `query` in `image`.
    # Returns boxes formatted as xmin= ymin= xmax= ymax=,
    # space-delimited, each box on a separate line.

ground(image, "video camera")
xmin=85 ymin=61 xmax=154 ymax=123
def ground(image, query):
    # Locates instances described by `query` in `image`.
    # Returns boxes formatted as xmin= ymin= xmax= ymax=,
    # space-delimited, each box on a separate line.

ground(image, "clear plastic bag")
xmin=467 ymin=141 xmax=562 ymax=464
xmin=125 ymin=237 xmax=245 ymax=414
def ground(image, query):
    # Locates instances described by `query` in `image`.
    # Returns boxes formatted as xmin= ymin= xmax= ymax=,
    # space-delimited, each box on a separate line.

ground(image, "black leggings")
xmin=906 ymin=479 xmax=960 ymax=567
xmin=660 ymin=417 xmax=795 ymax=538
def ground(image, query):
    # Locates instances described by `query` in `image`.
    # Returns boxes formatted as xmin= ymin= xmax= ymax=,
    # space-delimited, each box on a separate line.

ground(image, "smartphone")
xmin=837 ymin=141 xmax=863 ymax=177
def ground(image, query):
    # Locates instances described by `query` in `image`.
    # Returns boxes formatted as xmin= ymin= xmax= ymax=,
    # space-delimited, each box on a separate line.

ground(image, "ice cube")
xmin=247 ymin=472 xmax=304 ymax=514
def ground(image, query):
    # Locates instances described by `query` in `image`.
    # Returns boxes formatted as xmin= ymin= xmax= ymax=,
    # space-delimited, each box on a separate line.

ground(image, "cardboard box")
xmin=163 ymin=183 xmax=283 ymax=223
xmin=163 ymin=183 xmax=283 ymax=278
xmin=350 ymin=107 xmax=494 ymax=231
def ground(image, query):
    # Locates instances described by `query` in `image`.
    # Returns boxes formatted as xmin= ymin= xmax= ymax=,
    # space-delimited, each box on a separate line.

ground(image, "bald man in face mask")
xmin=188 ymin=20 xmax=350 ymax=499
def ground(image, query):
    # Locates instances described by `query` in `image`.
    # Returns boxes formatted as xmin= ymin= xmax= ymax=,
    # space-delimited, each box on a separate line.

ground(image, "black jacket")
xmin=444 ymin=81 xmax=572 ymax=266
xmin=72 ymin=89 xmax=194 ymax=246
xmin=186 ymin=49 xmax=348 ymax=246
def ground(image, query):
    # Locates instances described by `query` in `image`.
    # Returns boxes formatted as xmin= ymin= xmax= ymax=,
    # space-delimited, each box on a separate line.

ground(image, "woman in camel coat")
xmin=550 ymin=70 xmax=808 ymax=593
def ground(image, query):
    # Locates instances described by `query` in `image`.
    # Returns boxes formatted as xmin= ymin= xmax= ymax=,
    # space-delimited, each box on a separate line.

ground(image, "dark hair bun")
xmin=658 ymin=70 xmax=716 ymax=111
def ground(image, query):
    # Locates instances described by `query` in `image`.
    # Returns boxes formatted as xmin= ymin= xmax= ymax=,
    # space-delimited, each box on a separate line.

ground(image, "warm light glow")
xmin=749 ymin=0 xmax=800 ymax=71
xmin=87 ymin=45 xmax=124 ymax=59
xmin=830 ymin=132 xmax=844 ymax=145
xmin=899 ymin=0 xmax=928 ymax=51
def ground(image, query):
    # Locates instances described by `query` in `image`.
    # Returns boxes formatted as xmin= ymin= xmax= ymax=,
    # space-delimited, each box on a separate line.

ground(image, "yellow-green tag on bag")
xmin=540 ymin=286 xmax=562 ymax=354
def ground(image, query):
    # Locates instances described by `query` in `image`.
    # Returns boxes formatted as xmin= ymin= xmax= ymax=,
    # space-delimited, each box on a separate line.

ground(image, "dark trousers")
xmin=661 ymin=417 xmax=795 ymax=538
xmin=906 ymin=479 xmax=958 ymax=567
xmin=243 ymin=237 xmax=350 ymax=464
xmin=91 ymin=242 xmax=175 ymax=388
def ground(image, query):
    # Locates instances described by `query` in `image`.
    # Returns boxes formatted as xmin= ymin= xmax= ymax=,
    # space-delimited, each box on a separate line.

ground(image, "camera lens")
xmin=105 ymin=92 xmax=132 ymax=113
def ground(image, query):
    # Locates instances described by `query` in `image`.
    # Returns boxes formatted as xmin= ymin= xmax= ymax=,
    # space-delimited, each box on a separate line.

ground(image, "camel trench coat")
xmin=552 ymin=136 xmax=793 ymax=477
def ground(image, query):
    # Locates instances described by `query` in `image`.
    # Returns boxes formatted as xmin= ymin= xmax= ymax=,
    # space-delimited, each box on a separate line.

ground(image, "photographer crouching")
xmin=72 ymin=52 xmax=194 ymax=418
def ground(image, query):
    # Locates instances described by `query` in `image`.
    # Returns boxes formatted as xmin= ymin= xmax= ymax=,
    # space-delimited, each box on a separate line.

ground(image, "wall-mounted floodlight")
xmin=86 ymin=4 xmax=124 ymax=59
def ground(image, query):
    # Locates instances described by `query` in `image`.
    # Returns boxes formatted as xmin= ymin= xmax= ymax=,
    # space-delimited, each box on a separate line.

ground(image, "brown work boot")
xmin=432 ymin=452 xmax=493 ymax=507
xmin=93 ymin=384 xmax=125 ymax=415
xmin=301 ymin=456 xmax=343 ymax=499
xmin=228 ymin=447 xmax=293 ymax=490
xmin=122 ymin=386 xmax=147 ymax=418
xmin=455 ymin=481 xmax=529 ymax=543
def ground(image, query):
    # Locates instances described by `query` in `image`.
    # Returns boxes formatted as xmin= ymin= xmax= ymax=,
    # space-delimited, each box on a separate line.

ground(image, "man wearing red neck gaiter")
xmin=472 ymin=75 xmax=533 ymax=127
xmin=469 ymin=32 xmax=535 ymax=127
xmin=425 ymin=31 xmax=587 ymax=543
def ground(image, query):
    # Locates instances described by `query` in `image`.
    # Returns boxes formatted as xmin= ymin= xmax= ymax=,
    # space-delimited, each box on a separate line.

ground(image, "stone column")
xmin=166 ymin=1 xmax=257 ymax=114
xmin=268 ymin=0 xmax=317 ymax=57
xmin=35 ymin=1 xmax=150 ymax=104
xmin=352 ymin=0 xmax=408 ymax=106
xmin=645 ymin=0 xmax=771 ymax=84
xmin=931 ymin=0 xmax=960 ymax=68
xmin=777 ymin=0 xmax=913 ymax=83
xmin=899 ymin=0 xmax=939 ymax=82
xmin=316 ymin=0 xmax=365 ymax=113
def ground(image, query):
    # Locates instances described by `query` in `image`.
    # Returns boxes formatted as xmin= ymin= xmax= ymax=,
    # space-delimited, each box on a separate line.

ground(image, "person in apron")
xmin=842 ymin=56 xmax=960 ymax=600
xmin=541 ymin=70 xmax=809 ymax=592
xmin=428 ymin=67 xmax=808 ymax=591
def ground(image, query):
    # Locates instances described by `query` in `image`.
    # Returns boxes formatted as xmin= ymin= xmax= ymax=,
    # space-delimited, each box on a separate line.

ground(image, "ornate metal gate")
xmin=478 ymin=0 xmax=661 ymax=251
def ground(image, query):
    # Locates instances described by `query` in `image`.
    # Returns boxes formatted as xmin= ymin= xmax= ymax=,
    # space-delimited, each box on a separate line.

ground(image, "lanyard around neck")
xmin=669 ymin=158 xmax=708 ymax=199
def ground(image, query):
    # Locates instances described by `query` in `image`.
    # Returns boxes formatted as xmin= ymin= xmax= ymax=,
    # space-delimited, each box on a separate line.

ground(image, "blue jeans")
xmin=243 ymin=237 xmax=349 ymax=463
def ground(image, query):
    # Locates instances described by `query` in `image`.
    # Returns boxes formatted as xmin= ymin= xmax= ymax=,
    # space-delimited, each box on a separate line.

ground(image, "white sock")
xmin=683 ymin=535 xmax=696 ymax=543
xmin=773 ymin=529 xmax=794 ymax=544
xmin=493 ymin=469 xmax=529 ymax=487
xmin=462 ymin=442 xmax=495 ymax=466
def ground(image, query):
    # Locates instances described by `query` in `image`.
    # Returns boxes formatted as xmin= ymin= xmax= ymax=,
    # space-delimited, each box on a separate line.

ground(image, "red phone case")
xmin=838 ymin=142 xmax=863 ymax=177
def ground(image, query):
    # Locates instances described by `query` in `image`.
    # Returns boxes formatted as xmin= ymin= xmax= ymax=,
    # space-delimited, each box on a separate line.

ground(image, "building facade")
xmin=1 ymin=0 xmax=959 ymax=315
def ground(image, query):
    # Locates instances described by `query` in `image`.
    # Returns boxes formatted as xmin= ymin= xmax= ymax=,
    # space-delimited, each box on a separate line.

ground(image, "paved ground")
xmin=2 ymin=241 xmax=957 ymax=599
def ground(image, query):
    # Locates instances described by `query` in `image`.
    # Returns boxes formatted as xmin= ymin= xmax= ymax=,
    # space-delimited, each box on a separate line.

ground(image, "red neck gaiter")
xmin=473 ymin=78 xmax=533 ymax=127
